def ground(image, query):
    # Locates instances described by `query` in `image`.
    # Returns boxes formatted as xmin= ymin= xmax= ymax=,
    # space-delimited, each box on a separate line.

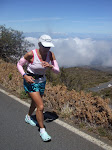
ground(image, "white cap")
xmin=38 ymin=35 xmax=54 ymax=47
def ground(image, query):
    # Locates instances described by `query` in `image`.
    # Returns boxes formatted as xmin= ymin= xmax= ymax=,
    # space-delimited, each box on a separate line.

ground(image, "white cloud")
xmin=25 ymin=37 xmax=112 ymax=67
xmin=25 ymin=37 xmax=39 ymax=49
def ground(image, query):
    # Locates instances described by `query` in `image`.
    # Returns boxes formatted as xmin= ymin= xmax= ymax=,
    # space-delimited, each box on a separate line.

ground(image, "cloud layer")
xmin=25 ymin=37 xmax=112 ymax=67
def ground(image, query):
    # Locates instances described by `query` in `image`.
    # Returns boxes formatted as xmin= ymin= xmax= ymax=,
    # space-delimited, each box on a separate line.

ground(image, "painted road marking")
xmin=0 ymin=88 xmax=112 ymax=150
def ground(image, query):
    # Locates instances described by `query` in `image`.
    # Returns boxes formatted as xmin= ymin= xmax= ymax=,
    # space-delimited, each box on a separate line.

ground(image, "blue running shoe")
xmin=25 ymin=114 xmax=37 ymax=126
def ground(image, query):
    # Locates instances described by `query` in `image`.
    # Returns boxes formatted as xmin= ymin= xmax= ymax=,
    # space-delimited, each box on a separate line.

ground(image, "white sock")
xmin=40 ymin=128 xmax=45 ymax=134
xmin=27 ymin=114 xmax=30 ymax=119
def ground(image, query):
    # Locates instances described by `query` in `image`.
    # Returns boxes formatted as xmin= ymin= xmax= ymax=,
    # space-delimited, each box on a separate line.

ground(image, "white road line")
xmin=0 ymin=88 xmax=112 ymax=150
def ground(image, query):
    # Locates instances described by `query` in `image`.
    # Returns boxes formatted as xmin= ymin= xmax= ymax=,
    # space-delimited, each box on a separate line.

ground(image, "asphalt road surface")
xmin=89 ymin=80 xmax=112 ymax=92
xmin=0 ymin=90 xmax=111 ymax=150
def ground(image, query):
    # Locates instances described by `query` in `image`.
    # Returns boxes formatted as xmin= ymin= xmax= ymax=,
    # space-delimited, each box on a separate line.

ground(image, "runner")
xmin=17 ymin=35 xmax=60 ymax=142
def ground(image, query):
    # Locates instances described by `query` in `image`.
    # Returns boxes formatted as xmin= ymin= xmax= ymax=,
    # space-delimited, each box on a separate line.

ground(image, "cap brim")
xmin=41 ymin=42 xmax=54 ymax=47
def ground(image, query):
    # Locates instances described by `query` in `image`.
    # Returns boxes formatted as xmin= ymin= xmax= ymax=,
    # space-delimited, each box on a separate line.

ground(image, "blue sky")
xmin=0 ymin=0 xmax=112 ymax=34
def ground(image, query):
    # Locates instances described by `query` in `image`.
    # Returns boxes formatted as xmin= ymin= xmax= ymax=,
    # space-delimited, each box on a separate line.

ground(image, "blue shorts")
xmin=24 ymin=79 xmax=46 ymax=96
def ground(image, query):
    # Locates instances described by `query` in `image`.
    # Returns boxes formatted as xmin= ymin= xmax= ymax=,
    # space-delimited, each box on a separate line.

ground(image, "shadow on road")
xmin=44 ymin=111 xmax=59 ymax=123
xmin=31 ymin=111 xmax=59 ymax=127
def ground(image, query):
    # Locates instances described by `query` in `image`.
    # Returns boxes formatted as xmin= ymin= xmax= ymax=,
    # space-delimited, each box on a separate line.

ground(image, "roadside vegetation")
xmin=0 ymin=25 xmax=34 ymax=63
xmin=0 ymin=25 xmax=112 ymax=142
xmin=46 ymin=67 xmax=112 ymax=91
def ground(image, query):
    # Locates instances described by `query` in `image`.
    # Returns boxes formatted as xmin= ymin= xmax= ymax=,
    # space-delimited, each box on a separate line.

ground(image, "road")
xmin=0 ymin=90 xmax=111 ymax=150
xmin=89 ymin=80 xmax=112 ymax=92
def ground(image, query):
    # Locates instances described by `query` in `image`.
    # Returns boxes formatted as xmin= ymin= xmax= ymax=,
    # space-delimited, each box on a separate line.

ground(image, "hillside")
xmin=46 ymin=66 xmax=112 ymax=92
xmin=0 ymin=59 xmax=112 ymax=141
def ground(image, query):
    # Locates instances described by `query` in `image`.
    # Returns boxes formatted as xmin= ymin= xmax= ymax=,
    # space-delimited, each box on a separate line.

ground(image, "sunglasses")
xmin=41 ymin=44 xmax=50 ymax=49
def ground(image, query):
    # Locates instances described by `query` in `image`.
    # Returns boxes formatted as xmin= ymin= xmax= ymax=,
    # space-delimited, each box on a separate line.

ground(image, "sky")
xmin=1 ymin=0 xmax=112 ymax=67
xmin=0 ymin=0 xmax=112 ymax=34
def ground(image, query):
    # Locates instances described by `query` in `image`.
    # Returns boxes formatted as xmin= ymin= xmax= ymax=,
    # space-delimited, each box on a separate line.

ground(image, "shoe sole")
xmin=25 ymin=119 xmax=36 ymax=126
